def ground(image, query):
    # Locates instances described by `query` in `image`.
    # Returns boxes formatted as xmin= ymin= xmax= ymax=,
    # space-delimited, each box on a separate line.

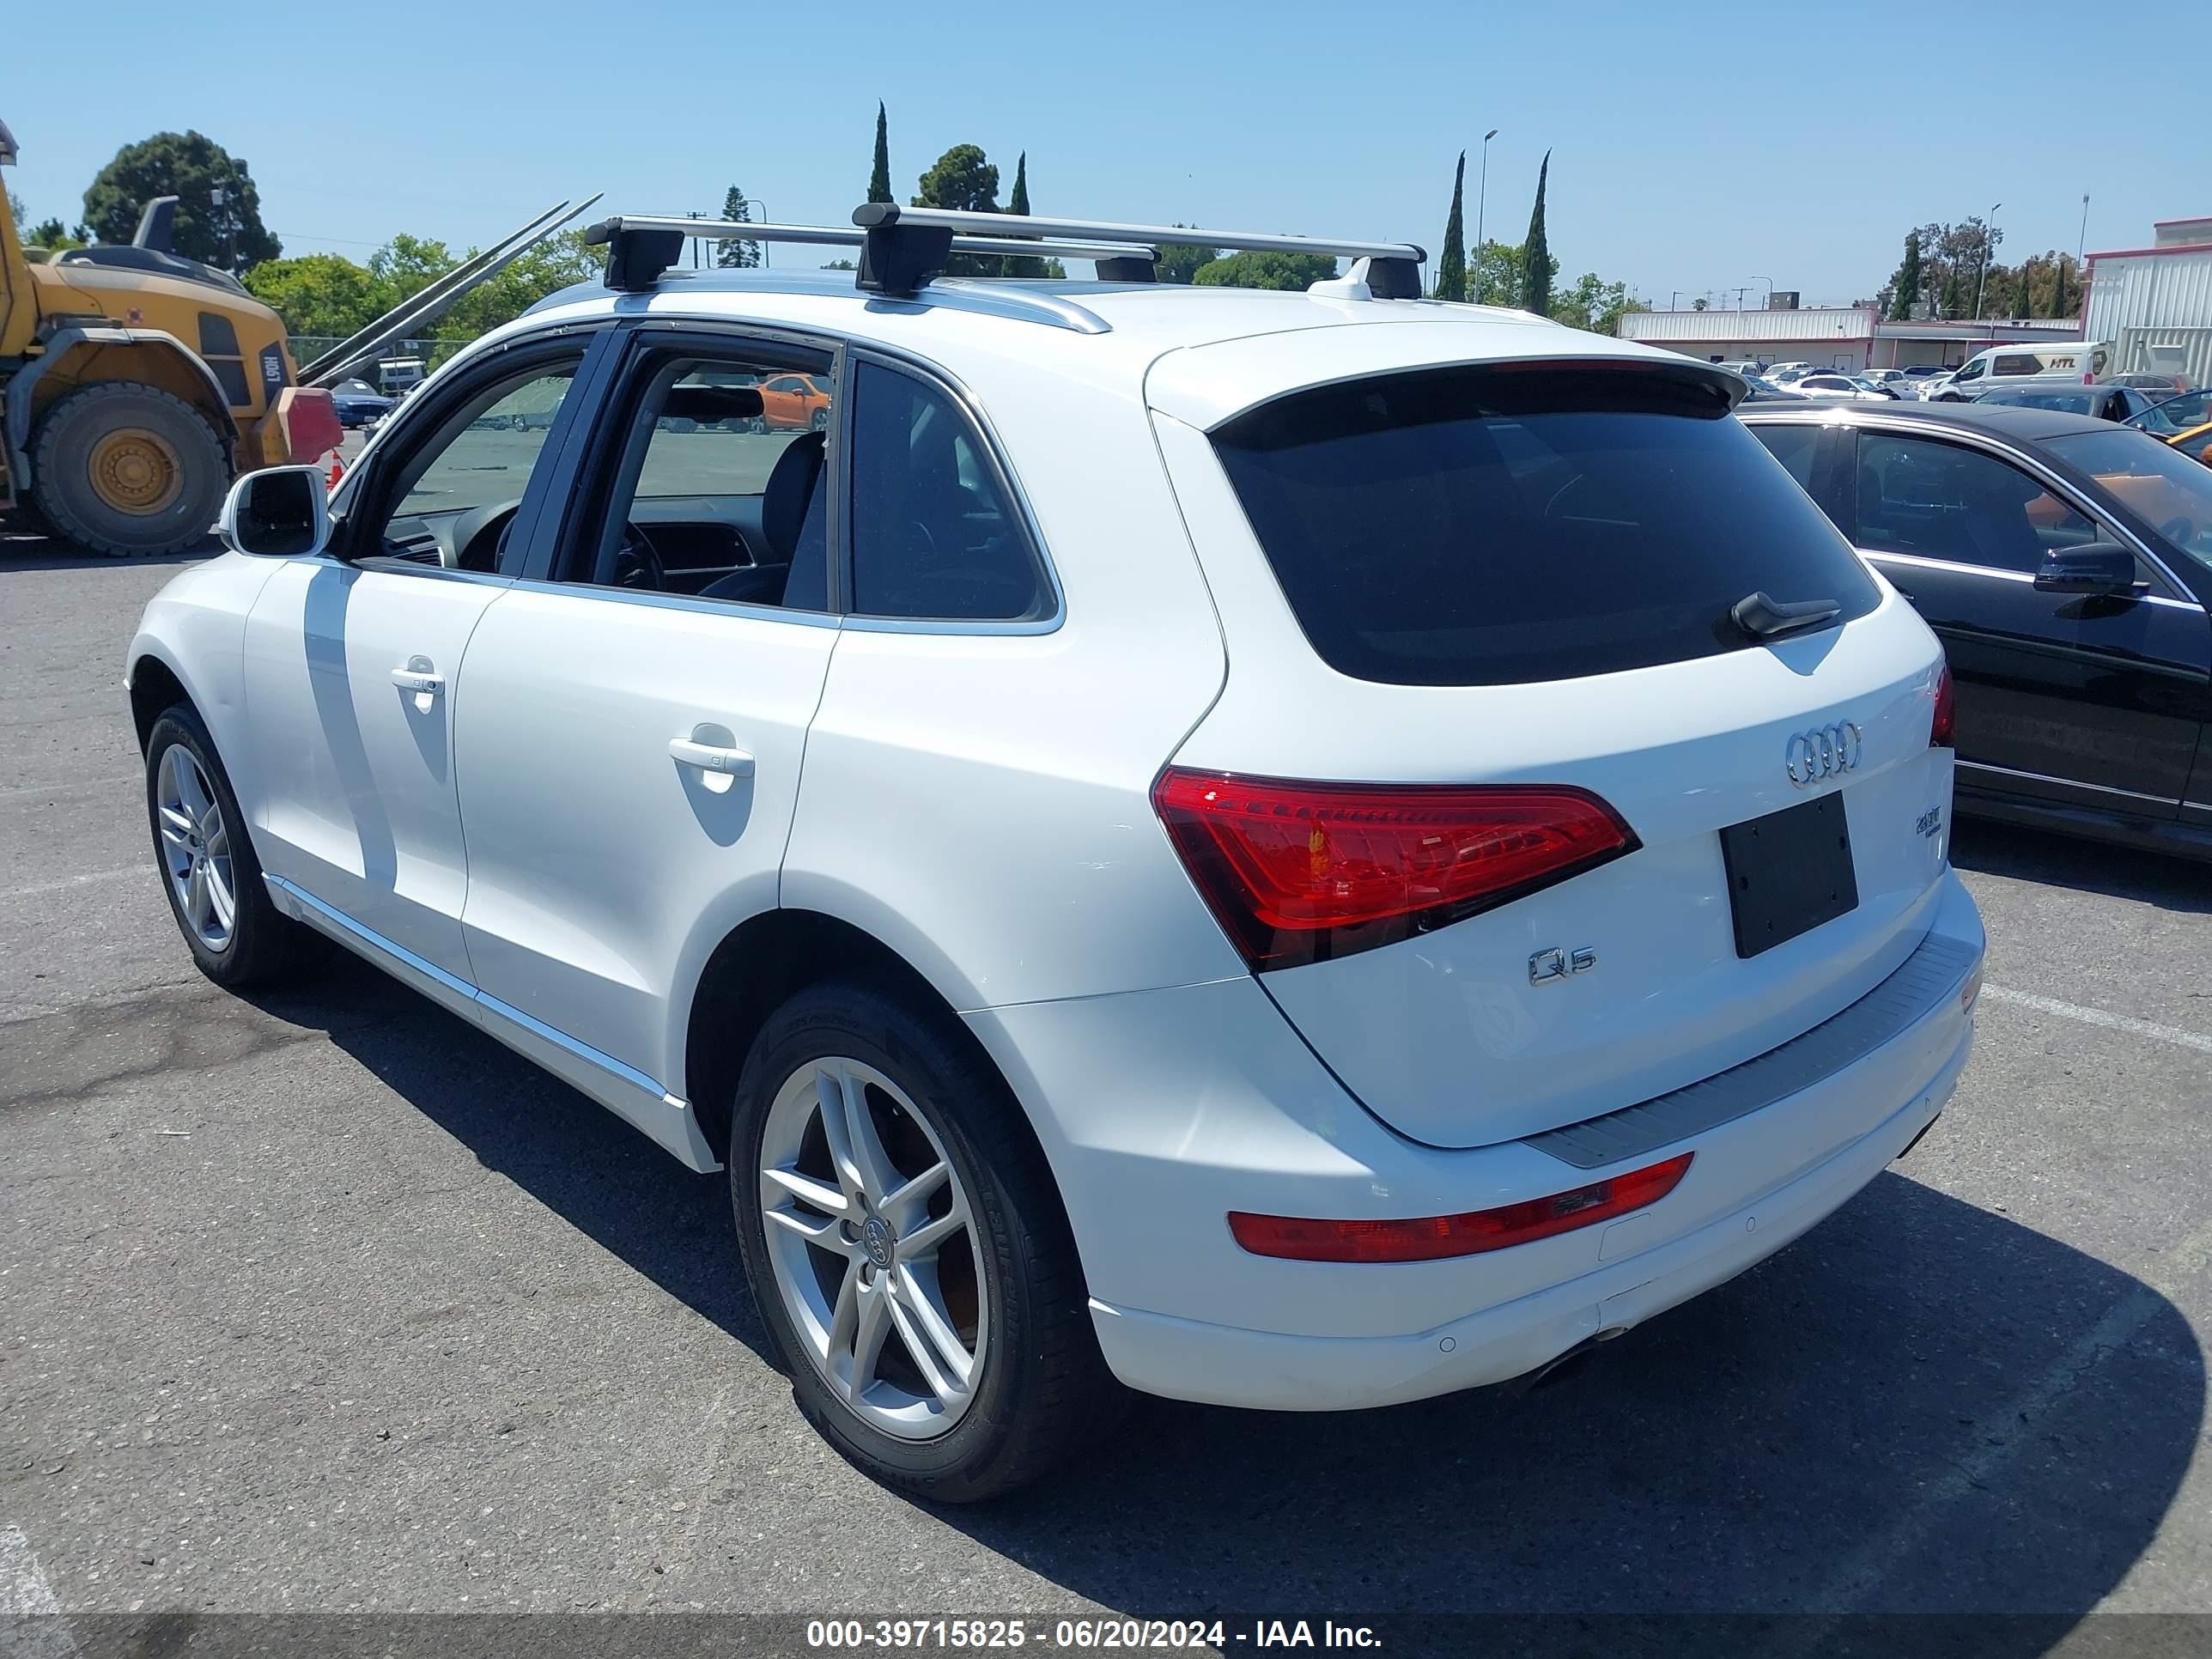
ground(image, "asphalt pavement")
xmin=3 ymin=531 xmax=2210 ymax=1655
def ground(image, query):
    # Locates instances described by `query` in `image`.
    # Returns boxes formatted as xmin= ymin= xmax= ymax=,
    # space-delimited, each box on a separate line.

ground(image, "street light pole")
xmin=2074 ymin=192 xmax=2090 ymax=318
xmin=1973 ymin=203 xmax=2001 ymax=321
xmin=1473 ymin=128 xmax=1498 ymax=303
xmin=1750 ymin=275 xmax=1772 ymax=309
xmin=747 ymin=198 xmax=770 ymax=269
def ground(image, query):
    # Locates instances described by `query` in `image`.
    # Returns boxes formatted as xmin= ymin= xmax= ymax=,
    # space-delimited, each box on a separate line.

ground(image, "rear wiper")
xmin=1730 ymin=590 xmax=1842 ymax=641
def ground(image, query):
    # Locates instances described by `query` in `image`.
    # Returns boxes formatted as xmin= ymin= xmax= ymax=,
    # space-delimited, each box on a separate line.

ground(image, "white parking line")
xmin=0 ymin=1525 xmax=75 ymax=1656
xmin=1981 ymin=984 xmax=2212 ymax=1057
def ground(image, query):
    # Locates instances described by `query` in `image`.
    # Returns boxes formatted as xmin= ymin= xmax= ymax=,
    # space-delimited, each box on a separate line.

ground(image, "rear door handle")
xmin=669 ymin=738 xmax=755 ymax=778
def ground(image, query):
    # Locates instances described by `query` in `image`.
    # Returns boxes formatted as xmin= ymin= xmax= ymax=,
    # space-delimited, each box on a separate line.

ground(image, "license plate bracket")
xmin=1720 ymin=793 xmax=1859 ymax=959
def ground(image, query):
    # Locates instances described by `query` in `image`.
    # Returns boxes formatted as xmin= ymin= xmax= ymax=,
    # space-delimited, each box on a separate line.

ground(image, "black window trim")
xmin=840 ymin=343 xmax=1065 ymax=636
xmin=324 ymin=323 xmax=617 ymax=580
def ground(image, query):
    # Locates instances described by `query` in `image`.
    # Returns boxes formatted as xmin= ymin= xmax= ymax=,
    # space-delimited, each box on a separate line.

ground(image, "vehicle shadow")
xmin=246 ymin=955 xmax=2201 ymax=1652
xmin=0 ymin=537 xmax=216 ymax=573
xmin=1951 ymin=817 xmax=2212 ymax=914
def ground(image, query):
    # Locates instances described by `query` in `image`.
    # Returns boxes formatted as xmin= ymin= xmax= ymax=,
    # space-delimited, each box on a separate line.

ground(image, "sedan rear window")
xmin=1210 ymin=366 xmax=1881 ymax=686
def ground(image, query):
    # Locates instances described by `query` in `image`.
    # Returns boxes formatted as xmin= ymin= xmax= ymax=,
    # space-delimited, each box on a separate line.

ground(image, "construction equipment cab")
xmin=0 ymin=116 xmax=339 ymax=555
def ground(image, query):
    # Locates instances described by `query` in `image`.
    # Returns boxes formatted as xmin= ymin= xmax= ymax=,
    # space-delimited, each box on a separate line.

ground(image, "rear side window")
xmin=1209 ymin=367 xmax=1881 ymax=686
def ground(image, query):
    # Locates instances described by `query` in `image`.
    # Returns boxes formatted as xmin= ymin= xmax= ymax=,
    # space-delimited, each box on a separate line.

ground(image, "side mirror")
xmin=2033 ymin=542 xmax=2142 ymax=597
xmin=218 ymin=465 xmax=330 ymax=558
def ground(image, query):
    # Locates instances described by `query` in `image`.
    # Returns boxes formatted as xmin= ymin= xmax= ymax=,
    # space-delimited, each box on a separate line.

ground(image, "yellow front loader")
xmin=1 ymin=117 xmax=592 ymax=556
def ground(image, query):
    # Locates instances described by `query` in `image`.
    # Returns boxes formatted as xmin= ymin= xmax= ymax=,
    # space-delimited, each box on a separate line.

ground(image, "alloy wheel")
xmin=155 ymin=744 xmax=236 ymax=951
xmin=757 ymin=1056 xmax=987 ymax=1439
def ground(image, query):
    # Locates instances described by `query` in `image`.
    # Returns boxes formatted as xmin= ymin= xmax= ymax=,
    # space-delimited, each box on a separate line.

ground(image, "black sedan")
xmin=328 ymin=378 xmax=398 ymax=428
xmin=1737 ymin=398 xmax=2212 ymax=859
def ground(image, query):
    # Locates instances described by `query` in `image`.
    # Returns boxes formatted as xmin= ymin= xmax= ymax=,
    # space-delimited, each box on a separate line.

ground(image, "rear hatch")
xmin=1149 ymin=343 xmax=1955 ymax=1151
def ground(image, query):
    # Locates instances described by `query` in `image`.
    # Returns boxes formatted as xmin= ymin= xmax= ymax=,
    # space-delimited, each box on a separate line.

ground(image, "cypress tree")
xmin=1521 ymin=150 xmax=1553 ymax=319
xmin=1003 ymin=152 xmax=1044 ymax=278
xmin=866 ymin=103 xmax=892 ymax=204
xmin=1891 ymin=234 xmax=1922 ymax=319
xmin=1434 ymin=152 xmax=1468 ymax=302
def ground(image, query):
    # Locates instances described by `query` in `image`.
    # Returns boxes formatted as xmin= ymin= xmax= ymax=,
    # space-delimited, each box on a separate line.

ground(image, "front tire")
xmin=732 ymin=981 xmax=1115 ymax=1501
xmin=144 ymin=704 xmax=313 ymax=988
xmin=32 ymin=382 xmax=228 ymax=556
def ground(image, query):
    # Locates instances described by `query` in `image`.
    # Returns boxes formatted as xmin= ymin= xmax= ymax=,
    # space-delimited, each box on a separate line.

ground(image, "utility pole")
xmin=1972 ymin=203 xmax=2002 ymax=321
xmin=1473 ymin=129 xmax=1498 ymax=303
xmin=2075 ymin=192 xmax=2090 ymax=319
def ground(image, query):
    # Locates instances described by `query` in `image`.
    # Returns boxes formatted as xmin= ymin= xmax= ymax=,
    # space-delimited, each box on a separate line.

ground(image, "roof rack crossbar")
xmin=586 ymin=215 xmax=1151 ymax=292
xmin=854 ymin=203 xmax=1425 ymax=265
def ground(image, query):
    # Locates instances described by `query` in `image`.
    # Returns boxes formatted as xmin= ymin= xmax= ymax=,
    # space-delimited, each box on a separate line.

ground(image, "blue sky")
xmin=10 ymin=0 xmax=2209 ymax=307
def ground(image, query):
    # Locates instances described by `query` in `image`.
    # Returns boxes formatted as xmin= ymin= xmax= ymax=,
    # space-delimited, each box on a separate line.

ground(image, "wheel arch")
xmin=678 ymin=907 xmax=1030 ymax=1171
xmin=10 ymin=329 xmax=236 ymax=491
xmin=126 ymin=648 xmax=195 ymax=753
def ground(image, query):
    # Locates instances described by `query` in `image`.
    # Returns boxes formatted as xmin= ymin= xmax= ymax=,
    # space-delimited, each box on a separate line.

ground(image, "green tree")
xmin=1434 ymin=151 xmax=1468 ymax=302
xmin=1471 ymin=239 xmax=1553 ymax=309
xmin=916 ymin=143 xmax=1000 ymax=276
xmin=1520 ymin=150 xmax=1553 ymax=319
xmin=6 ymin=191 xmax=25 ymax=229
xmin=82 ymin=131 xmax=279 ymax=270
xmin=1153 ymin=227 xmax=1220 ymax=284
xmin=1887 ymin=233 xmax=1923 ymax=319
xmin=1939 ymin=264 xmax=1962 ymax=319
xmin=1001 ymin=151 xmax=1045 ymax=278
xmin=242 ymin=252 xmax=391 ymax=338
xmin=27 ymin=217 xmax=83 ymax=251
xmin=437 ymin=228 xmax=604 ymax=340
xmin=1551 ymin=271 xmax=1645 ymax=335
xmin=715 ymin=185 xmax=760 ymax=269
xmin=822 ymin=258 xmax=858 ymax=270
xmin=1192 ymin=250 xmax=1339 ymax=290
xmin=867 ymin=102 xmax=894 ymax=204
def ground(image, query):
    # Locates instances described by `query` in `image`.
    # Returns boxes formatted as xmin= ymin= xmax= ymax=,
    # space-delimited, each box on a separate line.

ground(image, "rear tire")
xmin=144 ymin=704 xmax=315 ymax=988
xmin=731 ymin=980 xmax=1116 ymax=1502
xmin=32 ymin=382 xmax=227 ymax=556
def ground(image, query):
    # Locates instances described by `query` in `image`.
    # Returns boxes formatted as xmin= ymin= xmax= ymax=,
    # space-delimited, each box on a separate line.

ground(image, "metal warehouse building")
xmin=2084 ymin=216 xmax=2212 ymax=387
xmin=1616 ymin=307 xmax=2078 ymax=372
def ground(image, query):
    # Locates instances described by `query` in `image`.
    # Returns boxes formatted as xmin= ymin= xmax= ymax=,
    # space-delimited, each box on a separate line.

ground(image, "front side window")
xmin=1210 ymin=365 xmax=1881 ymax=687
xmin=847 ymin=362 xmax=1046 ymax=622
xmin=1852 ymin=434 xmax=2095 ymax=573
xmin=362 ymin=354 xmax=585 ymax=569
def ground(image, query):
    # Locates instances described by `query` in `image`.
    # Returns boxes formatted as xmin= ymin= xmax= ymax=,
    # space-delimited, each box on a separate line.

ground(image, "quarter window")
xmin=847 ymin=362 xmax=1046 ymax=622
xmin=1749 ymin=422 xmax=1821 ymax=492
xmin=1851 ymin=434 xmax=2095 ymax=574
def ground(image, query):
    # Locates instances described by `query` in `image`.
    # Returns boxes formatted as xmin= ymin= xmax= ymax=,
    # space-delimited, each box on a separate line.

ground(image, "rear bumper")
xmin=1090 ymin=1030 xmax=1965 ymax=1411
xmin=968 ymin=869 xmax=1982 ymax=1412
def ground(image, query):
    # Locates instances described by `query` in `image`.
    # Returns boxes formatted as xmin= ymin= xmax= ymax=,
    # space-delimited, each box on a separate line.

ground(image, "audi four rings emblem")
xmin=1786 ymin=721 xmax=1863 ymax=787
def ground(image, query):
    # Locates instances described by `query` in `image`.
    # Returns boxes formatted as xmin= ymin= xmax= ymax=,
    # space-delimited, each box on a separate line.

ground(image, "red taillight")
xmin=1151 ymin=770 xmax=1640 ymax=969
xmin=1930 ymin=664 xmax=1955 ymax=748
xmin=1229 ymin=1152 xmax=1694 ymax=1264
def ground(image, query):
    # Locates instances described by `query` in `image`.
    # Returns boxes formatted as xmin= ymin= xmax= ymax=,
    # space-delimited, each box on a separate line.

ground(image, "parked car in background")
xmin=2112 ymin=372 xmax=2191 ymax=396
xmin=1761 ymin=362 xmax=1822 ymax=385
xmin=1974 ymin=382 xmax=2181 ymax=430
xmin=1740 ymin=398 xmax=2212 ymax=859
xmin=1862 ymin=368 xmax=1916 ymax=396
xmin=328 ymin=379 xmax=397 ymax=428
xmin=757 ymin=371 xmax=833 ymax=431
xmin=1795 ymin=374 xmax=1898 ymax=402
xmin=1739 ymin=374 xmax=1808 ymax=401
xmin=125 ymin=246 xmax=1983 ymax=1498
xmin=2133 ymin=390 xmax=2212 ymax=468
xmin=1931 ymin=341 xmax=2109 ymax=402
xmin=1716 ymin=359 xmax=1766 ymax=376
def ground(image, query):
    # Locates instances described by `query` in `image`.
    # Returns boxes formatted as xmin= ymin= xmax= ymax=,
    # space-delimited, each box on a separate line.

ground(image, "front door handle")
xmin=390 ymin=665 xmax=445 ymax=695
xmin=669 ymin=738 xmax=755 ymax=778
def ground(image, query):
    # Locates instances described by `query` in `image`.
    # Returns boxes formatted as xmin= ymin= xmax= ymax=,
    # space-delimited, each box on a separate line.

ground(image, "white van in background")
xmin=1930 ymin=340 xmax=2110 ymax=401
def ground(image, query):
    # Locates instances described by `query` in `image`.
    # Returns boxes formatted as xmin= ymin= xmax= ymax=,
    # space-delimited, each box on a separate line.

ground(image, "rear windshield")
xmin=1210 ymin=366 xmax=1882 ymax=686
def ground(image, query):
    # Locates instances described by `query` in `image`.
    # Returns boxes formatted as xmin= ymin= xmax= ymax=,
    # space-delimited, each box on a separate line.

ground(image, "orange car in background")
xmin=758 ymin=373 xmax=833 ymax=432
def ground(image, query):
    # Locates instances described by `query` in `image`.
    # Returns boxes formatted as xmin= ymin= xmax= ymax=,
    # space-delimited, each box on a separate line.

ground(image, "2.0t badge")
xmin=1785 ymin=720 xmax=1863 ymax=787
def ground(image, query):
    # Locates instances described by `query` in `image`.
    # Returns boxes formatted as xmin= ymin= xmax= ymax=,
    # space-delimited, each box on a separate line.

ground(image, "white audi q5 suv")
xmin=126 ymin=207 xmax=1984 ymax=1499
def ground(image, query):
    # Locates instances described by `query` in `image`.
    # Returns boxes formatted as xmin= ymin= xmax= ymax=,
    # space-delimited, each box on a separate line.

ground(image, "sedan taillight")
xmin=1152 ymin=769 xmax=1639 ymax=970
xmin=1931 ymin=664 xmax=1955 ymax=749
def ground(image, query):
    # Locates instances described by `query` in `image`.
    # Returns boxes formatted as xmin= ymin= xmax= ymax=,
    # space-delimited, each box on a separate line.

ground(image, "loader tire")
xmin=31 ymin=383 xmax=228 ymax=557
